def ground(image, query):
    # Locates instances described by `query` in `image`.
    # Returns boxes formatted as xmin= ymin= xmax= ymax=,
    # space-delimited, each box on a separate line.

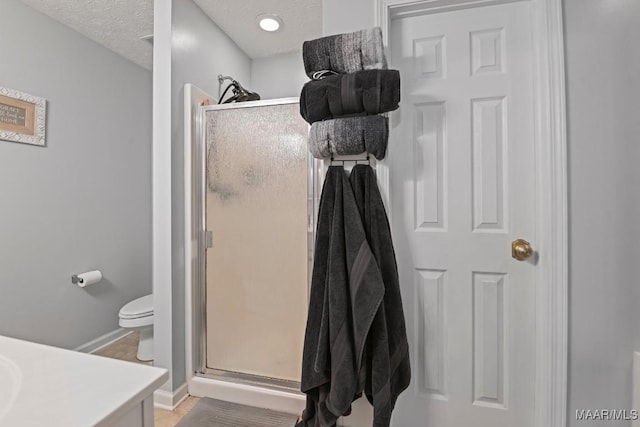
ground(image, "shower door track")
xmin=198 ymin=368 xmax=301 ymax=393
xmin=192 ymin=97 xmax=319 ymax=396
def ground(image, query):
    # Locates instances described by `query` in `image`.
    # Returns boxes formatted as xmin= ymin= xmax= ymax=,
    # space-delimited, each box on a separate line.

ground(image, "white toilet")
xmin=118 ymin=294 xmax=154 ymax=362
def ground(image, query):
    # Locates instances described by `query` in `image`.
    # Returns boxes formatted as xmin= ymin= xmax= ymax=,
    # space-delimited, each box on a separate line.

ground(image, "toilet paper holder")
xmin=71 ymin=270 xmax=103 ymax=287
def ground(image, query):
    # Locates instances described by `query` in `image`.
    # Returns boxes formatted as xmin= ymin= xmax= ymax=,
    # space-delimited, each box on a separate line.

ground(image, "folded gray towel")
xmin=308 ymin=115 xmax=388 ymax=160
xmin=303 ymin=28 xmax=387 ymax=78
xmin=300 ymin=70 xmax=400 ymax=124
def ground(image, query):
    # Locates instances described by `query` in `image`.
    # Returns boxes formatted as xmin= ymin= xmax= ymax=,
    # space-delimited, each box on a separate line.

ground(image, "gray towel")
xmin=349 ymin=164 xmax=411 ymax=426
xmin=308 ymin=116 xmax=388 ymax=160
xmin=300 ymin=70 xmax=400 ymax=124
xmin=298 ymin=166 xmax=411 ymax=427
xmin=299 ymin=166 xmax=386 ymax=427
xmin=303 ymin=28 xmax=387 ymax=78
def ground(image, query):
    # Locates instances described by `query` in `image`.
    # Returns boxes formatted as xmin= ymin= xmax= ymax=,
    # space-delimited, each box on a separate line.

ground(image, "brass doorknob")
xmin=512 ymin=239 xmax=534 ymax=261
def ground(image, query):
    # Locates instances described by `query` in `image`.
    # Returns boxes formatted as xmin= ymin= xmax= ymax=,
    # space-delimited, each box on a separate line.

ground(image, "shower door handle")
xmin=206 ymin=230 xmax=213 ymax=249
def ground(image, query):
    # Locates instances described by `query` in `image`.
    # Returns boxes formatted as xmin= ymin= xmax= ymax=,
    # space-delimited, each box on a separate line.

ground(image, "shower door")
xmin=199 ymin=99 xmax=313 ymax=386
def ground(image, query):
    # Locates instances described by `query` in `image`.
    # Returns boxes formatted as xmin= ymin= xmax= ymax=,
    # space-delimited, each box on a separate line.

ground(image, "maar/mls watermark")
xmin=576 ymin=409 xmax=638 ymax=421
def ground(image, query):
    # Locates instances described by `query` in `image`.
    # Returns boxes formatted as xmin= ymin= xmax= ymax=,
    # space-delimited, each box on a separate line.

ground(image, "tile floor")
xmin=95 ymin=332 xmax=199 ymax=427
xmin=154 ymin=396 xmax=200 ymax=427
xmin=94 ymin=331 xmax=152 ymax=365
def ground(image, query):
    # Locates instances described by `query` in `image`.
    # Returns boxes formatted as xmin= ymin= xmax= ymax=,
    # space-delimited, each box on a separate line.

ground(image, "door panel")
xmin=205 ymin=103 xmax=309 ymax=382
xmin=390 ymin=2 xmax=535 ymax=426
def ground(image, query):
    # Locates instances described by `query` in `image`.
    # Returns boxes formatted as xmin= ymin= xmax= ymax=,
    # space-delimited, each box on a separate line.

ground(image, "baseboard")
xmin=154 ymin=382 xmax=189 ymax=410
xmin=74 ymin=328 xmax=132 ymax=354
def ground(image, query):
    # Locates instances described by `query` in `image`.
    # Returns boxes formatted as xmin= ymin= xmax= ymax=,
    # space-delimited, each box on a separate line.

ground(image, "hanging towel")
xmin=308 ymin=116 xmax=388 ymax=160
xmin=300 ymin=69 xmax=400 ymax=124
xmin=299 ymin=166 xmax=386 ymax=427
xmin=349 ymin=164 xmax=411 ymax=426
xmin=303 ymin=28 xmax=387 ymax=78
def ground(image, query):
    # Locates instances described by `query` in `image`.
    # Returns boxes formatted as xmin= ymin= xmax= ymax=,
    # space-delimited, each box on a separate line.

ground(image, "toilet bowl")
xmin=118 ymin=294 xmax=154 ymax=362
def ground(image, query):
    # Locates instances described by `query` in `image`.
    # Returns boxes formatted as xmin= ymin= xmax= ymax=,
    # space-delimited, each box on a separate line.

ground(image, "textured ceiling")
xmin=193 ymin=0 xmax=323 ymax=58
xmin=18 ymin=0 xmax=321 ymax=68
xmin=19 ymin=0 xmax=153 ymax=70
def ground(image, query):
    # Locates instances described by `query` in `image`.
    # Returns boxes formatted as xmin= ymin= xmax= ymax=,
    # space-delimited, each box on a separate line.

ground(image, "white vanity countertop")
xmin=0 ymin=335 xmax=168 ymax=426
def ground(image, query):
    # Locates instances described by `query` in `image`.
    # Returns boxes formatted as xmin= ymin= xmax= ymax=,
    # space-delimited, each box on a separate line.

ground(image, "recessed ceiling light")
xmin=257 ymin=14 xmax=282 ymax=32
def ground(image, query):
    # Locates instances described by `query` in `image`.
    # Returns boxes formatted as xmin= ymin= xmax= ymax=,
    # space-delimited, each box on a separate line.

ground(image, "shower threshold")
xmin=198 ymin=368 xmax=301 ymax=394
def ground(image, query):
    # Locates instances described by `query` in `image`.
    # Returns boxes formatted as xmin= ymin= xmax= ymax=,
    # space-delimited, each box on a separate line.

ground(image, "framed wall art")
xmin=0 ymin=87 xmax=46 ymax=146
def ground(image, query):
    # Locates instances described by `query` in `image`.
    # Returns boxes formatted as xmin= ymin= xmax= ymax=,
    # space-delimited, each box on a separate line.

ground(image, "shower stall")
xmin=186 ymin=93 xmax=320 ymax=413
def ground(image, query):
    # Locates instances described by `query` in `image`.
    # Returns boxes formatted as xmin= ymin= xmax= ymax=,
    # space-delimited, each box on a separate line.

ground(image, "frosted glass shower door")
xmin=204 ymin=101 xmax=309 ymax=383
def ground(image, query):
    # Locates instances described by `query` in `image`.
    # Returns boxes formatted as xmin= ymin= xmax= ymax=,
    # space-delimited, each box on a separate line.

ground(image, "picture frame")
xmin=0 ymin=87 xmax=46 ymax=146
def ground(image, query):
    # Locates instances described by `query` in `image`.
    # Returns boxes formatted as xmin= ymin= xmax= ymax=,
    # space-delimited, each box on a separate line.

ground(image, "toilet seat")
xmin=119 ymin=294 xmax=153 ymax=319
xmin=119 ymin=295 xmax=153 ymax=329
xmin=119 ymin=315 xmax=153 ymax=328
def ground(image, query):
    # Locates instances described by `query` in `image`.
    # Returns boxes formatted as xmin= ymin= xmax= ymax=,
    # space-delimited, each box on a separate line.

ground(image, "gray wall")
xmin=251 ymin=51 xmax=308 ymax=100
xmin=323 ymin=0 xmax=640 ymax=424
xmin=323 ymin=0 xmax=374 ymax=35
xmin=564 ymin=0 xmax=640 ymax=424
xmin=0 ymin=0 xmax=153 ymax=348
xmin=167 ymin=0 xmax=251 ymax=390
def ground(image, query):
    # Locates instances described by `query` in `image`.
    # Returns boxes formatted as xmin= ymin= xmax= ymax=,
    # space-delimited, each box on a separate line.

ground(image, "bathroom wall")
xmin=564 ymin=0 xmax=640 ymax=424
xmin=160 ymin=0 xmax=252 ymax=391
xmin=251 ymin=51 xmax=309 ymax=100
xmin=323 ymin=0 xmax=374 ymax=36
xmin=0 ymin=0 xmax=152 ymax=348
xmin=323 ymin=0 xmax=640 ymax=424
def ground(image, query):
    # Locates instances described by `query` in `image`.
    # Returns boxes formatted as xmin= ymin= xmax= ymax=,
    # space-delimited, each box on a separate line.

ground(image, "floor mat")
xmin=176 ymin=397 xmax=299 ymax=427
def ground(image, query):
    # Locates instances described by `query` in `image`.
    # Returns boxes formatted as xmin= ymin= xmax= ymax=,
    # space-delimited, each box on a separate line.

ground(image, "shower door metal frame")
xmin=192 ymin=97 xmax=320 ymax=391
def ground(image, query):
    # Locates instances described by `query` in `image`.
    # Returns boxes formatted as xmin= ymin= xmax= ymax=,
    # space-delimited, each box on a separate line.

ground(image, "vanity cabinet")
xmin=0 ymin=335 xmax=168 ymax=427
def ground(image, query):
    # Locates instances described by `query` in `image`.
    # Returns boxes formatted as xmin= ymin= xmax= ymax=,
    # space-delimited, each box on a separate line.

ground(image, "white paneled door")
xmin=390 ymin=2 xmax=536 ymax=426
